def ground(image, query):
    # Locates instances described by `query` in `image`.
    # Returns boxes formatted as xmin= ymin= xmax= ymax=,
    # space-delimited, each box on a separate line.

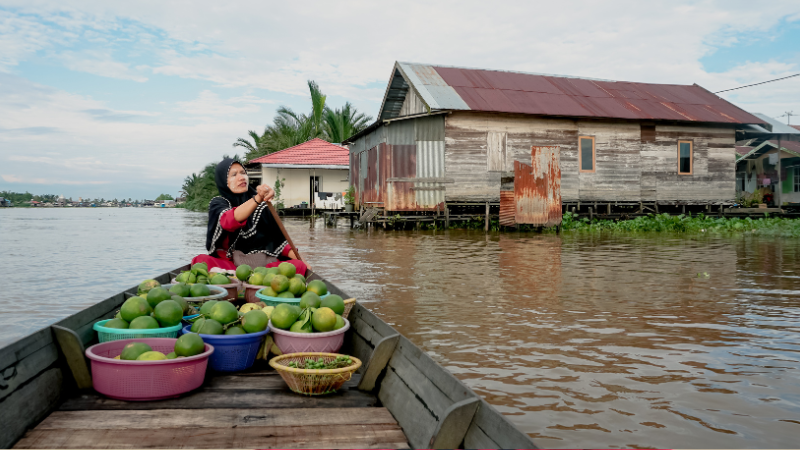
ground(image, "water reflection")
xmin=1 ymin=209 xmax=799 ymax=448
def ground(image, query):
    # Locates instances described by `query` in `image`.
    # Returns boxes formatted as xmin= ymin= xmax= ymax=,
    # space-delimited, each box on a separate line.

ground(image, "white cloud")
xmin=57 ymin=50 xmax=148 ymax=82
xmin=175 ymin=90 xmax=273 ymax=118
xmin=1 ymin=174 xmax=110 ymax=185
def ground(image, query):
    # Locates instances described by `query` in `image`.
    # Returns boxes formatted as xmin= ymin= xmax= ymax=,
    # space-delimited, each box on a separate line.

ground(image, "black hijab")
xmin=206 ymin=158 xmax=288 ymax=258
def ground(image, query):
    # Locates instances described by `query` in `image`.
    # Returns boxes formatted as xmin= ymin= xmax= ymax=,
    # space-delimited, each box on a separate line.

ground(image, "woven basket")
xmin=342 ymin=298 xmax=356 ymax=319
xmin=269 ymin=352 xmax=362 ymax=396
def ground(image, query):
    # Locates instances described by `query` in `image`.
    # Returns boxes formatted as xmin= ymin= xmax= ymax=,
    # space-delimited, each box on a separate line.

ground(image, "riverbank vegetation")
xmin=559 ymin=212 xmax=800 ymax=236
xmin=384 ymin=212 xmax=800 ymax=236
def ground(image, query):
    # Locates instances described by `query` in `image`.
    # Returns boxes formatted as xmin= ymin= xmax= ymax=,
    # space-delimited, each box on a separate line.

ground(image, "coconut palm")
xmin=233 ymin=129 xmax=265 ymax=156
xmin=324 ymin=102 xmax=372 ymax=143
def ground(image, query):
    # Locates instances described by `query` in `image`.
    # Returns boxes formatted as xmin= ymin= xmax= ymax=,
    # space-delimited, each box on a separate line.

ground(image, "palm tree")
xmin=233 ymin=129 xmax=265 ymax=156
xmin=324 ymin=102 xmax=372 ymax=143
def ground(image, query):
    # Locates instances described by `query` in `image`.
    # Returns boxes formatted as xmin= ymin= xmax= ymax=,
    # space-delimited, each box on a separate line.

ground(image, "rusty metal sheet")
xmin=385 ymin=144 xmax=416 ymax=211
xmin=431 ymin=66 xmax=763 ymax=125
xmin=350 ymin=151 xmax=360 ymax=206
xmin=515 ymin=146 xmax=561 ymax=226
xmin=361 ymin=145 xmax=380 ymax=205
xmin=499 ymin=190 xmax=516 ymax=227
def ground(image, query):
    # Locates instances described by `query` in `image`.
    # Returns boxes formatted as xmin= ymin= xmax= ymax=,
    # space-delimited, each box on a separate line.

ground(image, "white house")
xmin=249 ymin=138 xmax=350 ymax=209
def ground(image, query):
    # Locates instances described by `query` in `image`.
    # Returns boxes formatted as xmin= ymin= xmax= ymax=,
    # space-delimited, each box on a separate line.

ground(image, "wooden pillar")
xmin=589 ymin=206 xmax=594 ymax=221
xmin=445 ymin=204 xmax=450 ymax=229
xmin=607 ymin=203 xmax=611 ymax=215
xmin=484 ymin=202 xmax=490 ymax=232
xmin=776 ymin=142 xmax=782 ymax=207
xmin=655 ymin=203 xmax=659 ymax=214
xmin=682 ymin=204 xmax=685 ymax=214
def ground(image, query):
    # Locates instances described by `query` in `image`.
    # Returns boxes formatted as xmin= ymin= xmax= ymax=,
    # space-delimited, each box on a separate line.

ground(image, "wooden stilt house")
xmin=343 ymin=62 xmax=765 ymax=226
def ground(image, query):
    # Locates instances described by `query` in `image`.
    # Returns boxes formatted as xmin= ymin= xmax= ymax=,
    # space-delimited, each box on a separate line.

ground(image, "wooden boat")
xmin=0 ymin=265 xmax=537 ymax=449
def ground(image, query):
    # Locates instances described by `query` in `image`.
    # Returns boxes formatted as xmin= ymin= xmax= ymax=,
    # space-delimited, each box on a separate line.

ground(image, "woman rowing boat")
xmin=191 ymin=158 xmax=307 ymax=275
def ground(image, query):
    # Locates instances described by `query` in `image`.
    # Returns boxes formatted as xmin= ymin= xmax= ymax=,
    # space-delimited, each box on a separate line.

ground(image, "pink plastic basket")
xmin=269 ymin=318 xmax=350 ymax=354
xmin=242 ymin=282 xmax=263 ymax=303
xmin=85 ymin=337 xmax=214 ymax=401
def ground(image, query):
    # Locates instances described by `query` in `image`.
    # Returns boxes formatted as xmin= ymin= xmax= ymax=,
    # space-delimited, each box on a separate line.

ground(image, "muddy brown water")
xmin=2 ymin=208 xmax=799 ymax=448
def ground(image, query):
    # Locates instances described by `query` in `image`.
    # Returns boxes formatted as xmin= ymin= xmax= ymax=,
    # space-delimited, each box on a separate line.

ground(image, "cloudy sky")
xmin=1 ymin=1 xmax=799 ymax=200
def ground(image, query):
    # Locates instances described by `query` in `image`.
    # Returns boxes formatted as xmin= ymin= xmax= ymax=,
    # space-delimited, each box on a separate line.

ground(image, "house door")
xmin=512 ymin=145 xmax=561 ymax=226
xmin=310 ymin=176 xmax=320 ymax=205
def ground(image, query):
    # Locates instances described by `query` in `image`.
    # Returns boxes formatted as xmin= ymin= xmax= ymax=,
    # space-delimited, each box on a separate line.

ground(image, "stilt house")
xmin=343 ymin=62 xmax=765 ymax=226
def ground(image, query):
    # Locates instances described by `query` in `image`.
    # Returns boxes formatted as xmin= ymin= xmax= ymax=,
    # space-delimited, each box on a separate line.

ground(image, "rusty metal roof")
xmin=382 ymin=62 xmax=764 ymax=125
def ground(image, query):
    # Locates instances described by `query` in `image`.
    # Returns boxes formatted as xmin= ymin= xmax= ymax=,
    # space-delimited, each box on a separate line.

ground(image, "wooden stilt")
xmin=485 ymin=202 xmax=490 ymax=232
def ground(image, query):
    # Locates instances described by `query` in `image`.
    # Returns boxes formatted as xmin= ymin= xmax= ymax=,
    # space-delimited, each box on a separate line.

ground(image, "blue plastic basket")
xmin=94 ymin=319 xmax=182 ymax=343
xmin=181 ymin=325 xmax=269 ymax=372
xmin=255 ymin=289 xmax=328 ymax=307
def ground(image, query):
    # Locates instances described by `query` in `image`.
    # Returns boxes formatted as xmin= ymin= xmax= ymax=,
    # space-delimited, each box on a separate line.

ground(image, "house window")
xmin=794 ymin=167 xmax=800 ymax=193
xmin=678 ymin=140 xmax=693 ymax=174
xmin=579 ymin=136 xmax=595 ymax=172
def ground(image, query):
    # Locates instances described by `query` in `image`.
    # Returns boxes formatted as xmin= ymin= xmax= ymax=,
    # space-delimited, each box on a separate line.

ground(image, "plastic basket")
xmin=242 ymin=282 xmax=262 ymax=303
xmin=160 ymin=283 xmax=228 ymax=303
xmin=94 ymin=319 xmax=183 ymax=343
xmin=269 ymin=318 xmax=349 ymax=354
xmin=254 ymin=289 xmax=329 ymax=307
xmin=270 ymin=352 xmax=361 ymax=395
xmin=171 ymin=277 xmax=240 ymax=301
xmin=85 ymin=337 xmax=214 ymax=401
xmin=181 ymin=325 xmax=269 ymax=372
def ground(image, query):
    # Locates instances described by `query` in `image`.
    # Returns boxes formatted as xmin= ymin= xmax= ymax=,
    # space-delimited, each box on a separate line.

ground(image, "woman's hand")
xmin=256 ymin=185 xmax=275 ymax=203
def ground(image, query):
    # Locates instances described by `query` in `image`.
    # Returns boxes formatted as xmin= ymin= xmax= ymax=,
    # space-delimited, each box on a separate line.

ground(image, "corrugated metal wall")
xmin=416 ymin=141 xmax=445 ymax=208
xmin=349 ymin=115 xmax=446 ymax=211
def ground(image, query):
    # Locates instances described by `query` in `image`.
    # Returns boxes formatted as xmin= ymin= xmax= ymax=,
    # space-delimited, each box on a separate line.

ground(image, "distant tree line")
xmin=180 ymin=80 xmax=372 ymax=213
xmin=1 ymin=191 xmax=58 ymax=205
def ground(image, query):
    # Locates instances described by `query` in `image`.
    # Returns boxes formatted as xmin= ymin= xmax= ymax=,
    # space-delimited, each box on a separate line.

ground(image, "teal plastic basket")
xmin=94 ymin=319 xmax=183 ymax=343
xmin=254 ymin=289 xmax=328 ymax=307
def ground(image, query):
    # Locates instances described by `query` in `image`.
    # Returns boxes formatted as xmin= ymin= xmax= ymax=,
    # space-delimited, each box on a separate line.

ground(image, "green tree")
xmin=155 ymin=194 xmax=174 ymax=201
xmin=181 ymin=155 xmax=239 ymax=212
xmin=233 ymin=129 xmax=266 ymax=156
xmin=244 ymin=80 xmax=330 ymax=160
xmin=324 ymin=102 xmax=372 ymax=143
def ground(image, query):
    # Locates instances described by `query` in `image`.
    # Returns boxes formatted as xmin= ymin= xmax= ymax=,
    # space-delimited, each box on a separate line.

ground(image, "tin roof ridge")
xmin=400 ymin=61 xmax=625 ymax=84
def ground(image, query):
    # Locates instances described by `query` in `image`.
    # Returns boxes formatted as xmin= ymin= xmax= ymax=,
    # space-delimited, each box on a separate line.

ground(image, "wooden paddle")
xmin=265 ymin=201 xmax=308 ymax=267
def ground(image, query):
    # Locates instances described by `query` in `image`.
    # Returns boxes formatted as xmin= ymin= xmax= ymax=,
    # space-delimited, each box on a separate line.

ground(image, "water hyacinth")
xmin=559 ymin=212 xmax=800 ymax=236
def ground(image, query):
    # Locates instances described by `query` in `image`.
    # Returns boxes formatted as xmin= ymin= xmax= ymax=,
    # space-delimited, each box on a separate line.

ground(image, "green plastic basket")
xmin=255 ymin=289 xmax=329 ymax=307
xmin=93 ymin=319 xmax=183 ymax=343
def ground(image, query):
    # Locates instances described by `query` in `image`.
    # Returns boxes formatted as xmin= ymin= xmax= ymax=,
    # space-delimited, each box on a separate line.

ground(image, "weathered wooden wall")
xmin=444 ymin=111 xmax=737 ymax=204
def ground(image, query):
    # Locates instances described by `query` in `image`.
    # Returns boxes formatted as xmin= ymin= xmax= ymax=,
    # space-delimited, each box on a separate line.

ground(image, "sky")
xmin=0 ymin=1 xmax=799 ymax=200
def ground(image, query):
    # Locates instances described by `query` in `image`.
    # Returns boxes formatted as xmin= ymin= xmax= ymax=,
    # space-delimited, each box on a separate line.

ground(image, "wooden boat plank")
xmin=0 ymin=328 xmax=54 ymax=387
xmin=15 ymin=423 xmax=409 ymax=449
xmin=463 ymin=417 xmax=501 ymax=449
xmin=387 ymin=350 xmax=463 ymax=419
xmin=0 ymin=368 xmax=63 ymax=449
xmin=377 ymin=368 xmax=438 ymax=450
xmin=31 ymin=407 xmax=399 ymax=430
xmin=348 ymin=325 xmax=376 ymax=372
xmin=350 ymin=304 xmax=397 ymax=341
xmin=0 ymin=339 xmax=59 ymax=402
xmin=203 ymin=372 xmax=362 ymax=390
xmin=59 ymin=387 xmax=377 ymax=411
xmin=468 ymin=399 xmax=539 ymax=449
xmin=393 ymin=337 xmax=476 ymax=404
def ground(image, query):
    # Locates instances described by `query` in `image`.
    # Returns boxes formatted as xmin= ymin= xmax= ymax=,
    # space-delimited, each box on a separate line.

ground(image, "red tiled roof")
xmin=248 ymin=138 xmax=349 ymax=166
xmin=736 ymin=146 xmax=753 ymax=156
xmin=792 ymin=125 xmax=800 ymax=132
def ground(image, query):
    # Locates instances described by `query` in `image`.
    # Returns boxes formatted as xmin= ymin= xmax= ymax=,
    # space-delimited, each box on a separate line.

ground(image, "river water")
xmin=1 ymin=208 xmax=799 ymax=448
